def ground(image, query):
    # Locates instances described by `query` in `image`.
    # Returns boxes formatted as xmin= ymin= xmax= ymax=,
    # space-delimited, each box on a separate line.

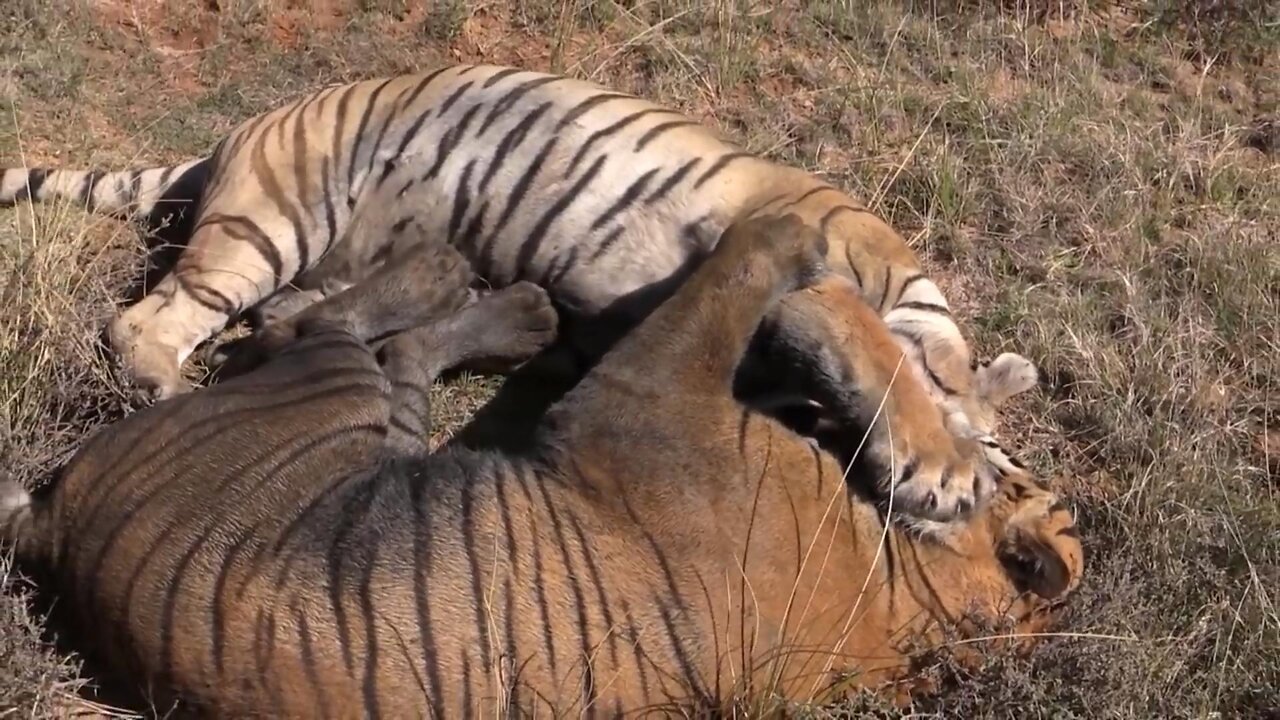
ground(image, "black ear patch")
xmin=998 ymin=529 xmax=1071 ymax=599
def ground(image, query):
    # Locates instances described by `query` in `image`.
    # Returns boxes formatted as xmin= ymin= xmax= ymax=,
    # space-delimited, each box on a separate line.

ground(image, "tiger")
xmin=0 ymin=62 xmax=1041 ymax=523
xmin=0 ymin=214 xmax=1083 ymax=717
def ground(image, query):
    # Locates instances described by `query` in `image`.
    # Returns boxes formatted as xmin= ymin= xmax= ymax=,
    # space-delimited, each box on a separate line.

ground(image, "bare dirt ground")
xmin=2 ymin=0 xmax=1277 ymax=716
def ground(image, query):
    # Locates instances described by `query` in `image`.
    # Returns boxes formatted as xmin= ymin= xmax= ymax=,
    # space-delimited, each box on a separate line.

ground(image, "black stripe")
xmin=367 ymin=86 xmax=412 ymax=158
xmin=617 ymin=491 xmax=688 ymax=611
xmin=460 ymin=654 xmax=474 ymax=720
xmin=776 ymin=185 xmax=840 ymax=211
xmin=253 ymin=607 xmax=280 ymax=706
xmin=417 ymin=104 xmax=482 ymax=184
xmin=879 ymin=265 xmax=893 ymax=311
xmin=513 ymin=467 xmax=558 ymax=672
xmin=643 ymin=158 xmax=699 ymax=205
xmin=359 ymin=488 xmax=384 ymax=720
xmin=1047 ymin=500 xmax=1068 ymax=515
xmin=894 ymin=300 xmax=951 ymax=315
xmin=79 ymin=171 xmax=103 ymax=211
xmin=292 ymin=600 xmax=329 ymax=719
xmin=587 ymin=227 xmax=625 ymax=264
xmin=482 ymin=66 xmax=524 ymax=88
xmin=1057 ymin=525 xmax=1080 ymax=538
xmin=555 ymin=91 xmax=633 ymax=131
xmin=819 ymin=204 xmax=867 ymax=232
xmin=403 ymin=66 xmax=453 ymax=110
xmin=125 ymin=168 xmax=143 ymax=208
xmin=589 ymin=167 xmax=658 ymax=232
xmin=896 ymin=273 xmax=927 ymax=296
xmin=156 ymin=165 xmax=175 ymax=199
xmin=478 ymin=76 xmax=562 ymax=136
xmin=320 ymin=158 xmax=339 ymax=251
xmin=892 ymin=327 xmax=962 ymax=396
xmin=347 ymin=78 xmax=398 ymax=191
xmin=273 ymin=99 xmax=306 ymax=152
xmin=325 ymin=475 xmax=379 ymax=675
xmin=156 ymin=428 xmax=344 ymax=688
xmin=479 ymin=101 xmax=551 ymax=195
xmin=565 ymin=108 xmax=670 ymax=177
xmin=11 ymin=168 xmax=46 ymax=203
xmin=460 ymin=474 xmax=492 ymax=670
xmin=476 ymin=135 xmax=560 ymax=278
xmin=693 ymin=152 xmax=750 ymax=189
xmin=209 ymin=533 xmax=253 ymax=675
xmin=546 ymin=245 xmax=580 ymax=286
xmin=437 ymin=80 xmax=476 ymax=117
xmin=292 ymin=95 xmax=318 ymax=223
xmin=493 ymin=466 xmax=520 ymax=680
xmin=84 ymin=398 xmax=382 ymax=629
xmin=457 ymin=199 xmax=488 ymax=253
xmin=252 ymin=125 xmax=312 ymax=273
xmin=410 ymin=477 xmax=446 ymax=718
xmin=533 ymin=477 xmax=594 ymax=709
xmin=656 ymin=598 xmax=704 ymax=700
xmin=634 ymin=120 xmax=698 ymax=151
xmin=331 ymin=84 xmax=359 ymax=207
xmin=514 ymin=154 xmax=607 ymax=279
xmin=195 ymin=213 xmax=286 ymax=282
xmin=158 ymin=521 xmax=220 ymax=686
xmin=448 ymin=160 xmax=476 ymax=243
xmin=619 ymin=600 xmax=651 ymax=699
xmin=176 ymin=273 xmax=237 ymax=315
xmin=566 ymin=512 xmax=619 ymax=667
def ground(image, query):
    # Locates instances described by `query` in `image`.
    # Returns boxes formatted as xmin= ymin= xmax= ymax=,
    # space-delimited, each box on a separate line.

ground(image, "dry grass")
xmin=2 ymin=0 xmax=1278 ymax=716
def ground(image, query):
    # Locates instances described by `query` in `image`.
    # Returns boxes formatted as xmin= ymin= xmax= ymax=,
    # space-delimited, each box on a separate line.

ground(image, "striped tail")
xmin=0 ymin=157 xmax=210 ymax=221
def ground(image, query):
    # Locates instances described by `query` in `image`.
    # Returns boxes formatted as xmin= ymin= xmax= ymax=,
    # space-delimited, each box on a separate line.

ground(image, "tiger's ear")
xmin=997 ymin=526 xmax=1072 ymax=600
xmin=975 ymin=352 xmax=1039 ymax=409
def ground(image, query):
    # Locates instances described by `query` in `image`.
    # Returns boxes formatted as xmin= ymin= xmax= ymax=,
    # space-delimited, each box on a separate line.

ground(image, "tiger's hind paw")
xmin=454 ymin=282 xmax=560 ymax=373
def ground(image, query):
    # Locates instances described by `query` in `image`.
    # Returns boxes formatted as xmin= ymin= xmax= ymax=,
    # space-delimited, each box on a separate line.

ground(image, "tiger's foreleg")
xmin=106 ymin=218 xmax=303 ymax=405
xmin=377 ymin=282 xmax=559 ymax=455
xmin=753 ymin=281 xmax=984 ymax=521
xmin=580 ymin=214 xmax=829 ymax=402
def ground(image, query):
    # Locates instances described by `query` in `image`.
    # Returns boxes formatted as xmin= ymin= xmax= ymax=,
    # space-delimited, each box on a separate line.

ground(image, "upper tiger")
xmin=0 ymin=63 xmax=1040 ymax=523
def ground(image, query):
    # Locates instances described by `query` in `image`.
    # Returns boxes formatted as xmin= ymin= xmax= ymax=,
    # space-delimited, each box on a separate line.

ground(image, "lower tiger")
xmin=0 ymin=215 xmax=1083 ymax=718
xmin=0 ymin=63 xmax=1040 ymax=522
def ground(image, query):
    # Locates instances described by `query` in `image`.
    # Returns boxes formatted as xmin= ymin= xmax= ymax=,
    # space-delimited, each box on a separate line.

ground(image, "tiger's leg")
xmin=575 ymin=214 xmax=828 ymax=404
xmin=210 ymin=239 xmax=475 ymax=383
xmin=377 ymin=282 xmax=559 ymax=455
xmin=106 ymin=220 xmax=290 ymax=404
xmin=754 ymin=281 xmax=984 ymax=520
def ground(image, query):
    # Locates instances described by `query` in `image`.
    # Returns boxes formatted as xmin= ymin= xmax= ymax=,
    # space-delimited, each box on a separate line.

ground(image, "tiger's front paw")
xmin=870 ymin=418 xmax=989 ymax=522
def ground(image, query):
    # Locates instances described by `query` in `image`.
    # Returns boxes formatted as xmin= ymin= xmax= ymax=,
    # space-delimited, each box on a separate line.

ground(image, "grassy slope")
xmin=1 ymin=0 xmax=1276 ymax=716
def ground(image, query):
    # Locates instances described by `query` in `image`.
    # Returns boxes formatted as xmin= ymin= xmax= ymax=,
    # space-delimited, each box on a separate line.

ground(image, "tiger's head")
xmin=917 ymin=440 xmax=1085 ymax=640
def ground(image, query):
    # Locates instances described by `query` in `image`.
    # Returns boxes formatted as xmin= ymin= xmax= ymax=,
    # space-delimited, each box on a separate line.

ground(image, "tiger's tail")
xmin=0 ymin=157 xmax=210 ymax=221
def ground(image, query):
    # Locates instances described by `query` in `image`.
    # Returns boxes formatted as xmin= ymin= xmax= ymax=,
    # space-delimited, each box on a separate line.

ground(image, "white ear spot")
xmin=976 ymin=352 xmax=1039 ymax=408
